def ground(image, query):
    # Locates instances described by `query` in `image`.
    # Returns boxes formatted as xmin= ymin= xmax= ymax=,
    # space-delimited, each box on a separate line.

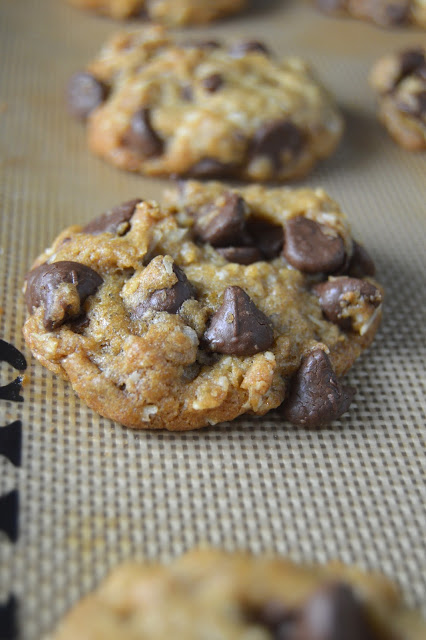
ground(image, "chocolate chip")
xmin=187 ymin=157 xmax=236 ymax=178
xmin=281 ymin=350 xmax=355 ymax=428
xmin=67 ymin=72 xmax=109 ymax=121
xmin=194 ymin=192 xmax=248 ymax=247
xmin=203 ymin=286 xmax=274 ymax=356
xmin=247 ymin=218 xmax=284 ymax=260
xmin=400 ymin=49 xmax=425 ymax=78
xmin=202 ymin=73 xmax=224 ymax=93
xmin=251 ymin=120 xmax=305 ymax=170
xmin=299 ymin=583 xmax=377 ymax=640
xmin=216 ymin=246 xmax=263 ymax=265
xmin=122 ymin=108 xmax=163 ymax=157
xmin=313 ymin=277 xmax=382 ymax=331
xmin=83 ymin=199 xmax=142 ymax=235
xmin=135 ymin=265 xmax=195 ymax=316
xmin=347 ymin=241 xmax=376 ymax=278
xmin=283 ymin=217 xmax=346 ymax=274
xmin=380 ymin=0 xmax=410 ymax=25
xmin=25 ymin=261 xmax=103 ymax=330
xmin=229 ymin=41 xmax=270 ymax=57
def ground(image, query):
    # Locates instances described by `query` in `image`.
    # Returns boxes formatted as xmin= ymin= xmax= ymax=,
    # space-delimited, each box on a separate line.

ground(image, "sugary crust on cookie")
xmin=68 ymin=0 xmax=247 ymax=24
xmin=46 ymin=549 xmax=426 ymax=639
xmin=70 ymin=26 xmax=343 ymax=182
xmin=23 ymin=183 xmax=382 ymax=431
xmin=315 ymin=0 xmax=426 ymax=28
xmin=369 ymin=47 xmax=426 ymax=151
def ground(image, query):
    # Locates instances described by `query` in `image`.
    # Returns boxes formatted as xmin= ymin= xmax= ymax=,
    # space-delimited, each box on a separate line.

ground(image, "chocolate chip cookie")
xmin=67 ymin=26 xmax=343 ymax=182
xmin=23 ymin=182 xmax=382 ymax=431
xmin=314 ymin=0 xmax=426 ymax=28
xmin=46 ymin=549 xmax=426 ymax=639
xmin=369 ymin=47 xmax=426 ymax=151
xmin=68 ymin=0 xmax=247 ymax=24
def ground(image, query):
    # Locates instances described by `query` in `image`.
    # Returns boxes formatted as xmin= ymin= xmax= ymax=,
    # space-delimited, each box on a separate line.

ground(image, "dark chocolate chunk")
xmin=135 ymin=264 xmax=195 ymax=316
xmin=203 ymin=286 xmax=274 ymax=356
xmin=229 ymin=41 xmax=270 ymax=57
xmin=347 ymin=241 xmax=376 ymax=278
xmin=0 ymin=340 xmax=27 ymax=371
xmin=299 ymin=583 xmax=377 ymax=640
xmin=83 ymin=199 xmax=142 ymax=235
xmin=25 ymin=261 xmax=103 ymax=330
xmin=202 ymin=73 xmax=224 ymax=93
xmin=0 ymin=421 xmax=22 ymax=468
xmin=188 ymin=157 xmax=236 ymax=178
xmin=283 ymin=217 xmax=345 ymax=274
xmin=247 ymin=218 xmax=284 ymax=260
xmin=122 ymin=108 xmax=164 ymax=157
xmin=251 ymin=120 xmax=305 ymax=170
xmin=194 ymin=192 xmax=248 ymax=247
xmin=216 ymin=246 xmax=263 ymax=265
xmin=0 ymin=594 xmax=18 ymax=640
xmin=0 ymin=489 xmax=19 ymax=542
xmin=67 ymin=71 xmax=109 ymax=120
xmin=281 ymin=349 xmax=355 ymax=428
xmin=313 ymin=277 xmax=382 ymax=329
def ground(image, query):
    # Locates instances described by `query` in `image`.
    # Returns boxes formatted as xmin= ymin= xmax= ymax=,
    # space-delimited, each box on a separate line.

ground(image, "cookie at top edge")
xmin=67 ymin=0 xmax=247 ymax=24
xmin=23 ymin=183 xmax=382 ymax=431
xmin=46 ymin=548 xmax=425 ymax=639
xmin=314 ymin=0 xmax=426 ymax=29
xmin=67 ymin=25 xmax=344 ymax=182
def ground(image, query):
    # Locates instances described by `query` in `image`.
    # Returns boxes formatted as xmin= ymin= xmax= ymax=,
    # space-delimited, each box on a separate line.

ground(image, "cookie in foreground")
xmin=67 ymin=26 xmax=343 ymax=182
xmin=314 ymin=0 xmax=426 ymax=28
xmin=369 ymin=47 xmax=426 ymax=151
xmin=45 ymin=549 xmax=425 ymax=639
xmin=23 ymin=182 xmax=382 ymax=431
xmin=67 ymin=0 xmax=247 ymax=23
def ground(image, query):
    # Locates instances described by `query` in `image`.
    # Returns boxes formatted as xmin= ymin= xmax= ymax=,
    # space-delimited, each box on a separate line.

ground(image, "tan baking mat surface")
xmin=0 ymin=0 xmax=425 ymax=637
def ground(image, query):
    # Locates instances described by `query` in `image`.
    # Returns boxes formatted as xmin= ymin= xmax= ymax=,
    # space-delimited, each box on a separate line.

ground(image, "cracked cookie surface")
xmin=369 ymin=47 xmax=426 ymax=151
xmin=67 ymin=26 xmax=343 ymax=182
xmin=23 ymin=182 xmax=382 ymax=431
xmin=46 ymin=549 xmax=425 ymax=639
xmin=68 ymin=0 xmax=247 ymax=24
xmin=314 ymin=0 xmax=426 ymax=28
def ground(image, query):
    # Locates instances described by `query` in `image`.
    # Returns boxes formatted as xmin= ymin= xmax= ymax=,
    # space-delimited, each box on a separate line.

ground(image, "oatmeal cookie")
xmin=23 ymin=182 xmax=382 ymax=431
xmin=68 ymin=0 xmax=247 ymax=24
xmin=66 ymin=26 xmax=343 ymax=182
xmin=46 ymin=549 xmax=425 ymax=639
xmin=369 ymin=47 xmax=426 ymax=151
xmin=314 ymin=0 xmax=426 ymax=28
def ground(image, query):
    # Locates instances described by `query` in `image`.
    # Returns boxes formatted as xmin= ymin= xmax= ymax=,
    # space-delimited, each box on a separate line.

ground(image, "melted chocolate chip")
xmin=0 ymin=421 xmax=22 ymax=468
xmin=299 ymin=583 xmax=377 ymax=640
xmin=188 ymin=158 xmax=236 ymax=178
xmin=247 ymin=218 xmax=284 ymax=260
xmin=229 ymin=41 xmax=270 ymax=57
xmin=202 ymin=73 xmax=224 ymax=93
xmin=216 ymin=246 xmax=263 ymax=265
xmin=0 ymin=489 xmax=19 ymax=542
xmin=347 ymin=241 xmax=376 ymax=278
xmin=313 ymin=277 xmax=382 ymax=330
xmin=283 ymin=217 xmax=346 ymax=274
xmin=251 ymin=120 xmax=305 ymax=170
xmin=281 ymin=349 xmax=355 ymax=428
xmin=122 ymin=108 xmax=164 ymax=157
xmin=194 ymin=192 xmax=248 ymax=247
xmin=135 ymin=265 xmax=195 ymax=316
xmin=203 ymin=286 xmax=274 ymax=356
xmin=83 ymin=199 xmax=142 ymax=235
xmin=67 ymin=72 xmax=109 ymax=120
xmin=25 ymin=261 xmax=103 ymax=330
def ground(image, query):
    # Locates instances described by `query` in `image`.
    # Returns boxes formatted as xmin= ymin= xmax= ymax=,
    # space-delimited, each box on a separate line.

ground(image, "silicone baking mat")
xmin=0 ymin=0 xmax=425 ymax=637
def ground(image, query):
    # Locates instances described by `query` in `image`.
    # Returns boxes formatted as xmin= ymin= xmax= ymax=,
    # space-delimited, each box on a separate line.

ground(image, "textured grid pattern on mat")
xmin=0 ymin=1 xmax=425 ymax=638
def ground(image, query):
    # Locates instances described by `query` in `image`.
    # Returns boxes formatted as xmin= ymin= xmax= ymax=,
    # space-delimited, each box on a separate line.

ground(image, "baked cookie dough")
xmin=66 ymin=26 xmax=344 ymax=182
xmin=369 ymin=47 xmax=426 ymax=151
xmin=23 ymin=182 xmax=382 ymax=431
xmin=68 ymin=0 xmax=247 ymax=24
xmin=46 ymin=549 xmax=426 ymax=639
xmin=314 ymin=0 xmax=426 ymax=28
